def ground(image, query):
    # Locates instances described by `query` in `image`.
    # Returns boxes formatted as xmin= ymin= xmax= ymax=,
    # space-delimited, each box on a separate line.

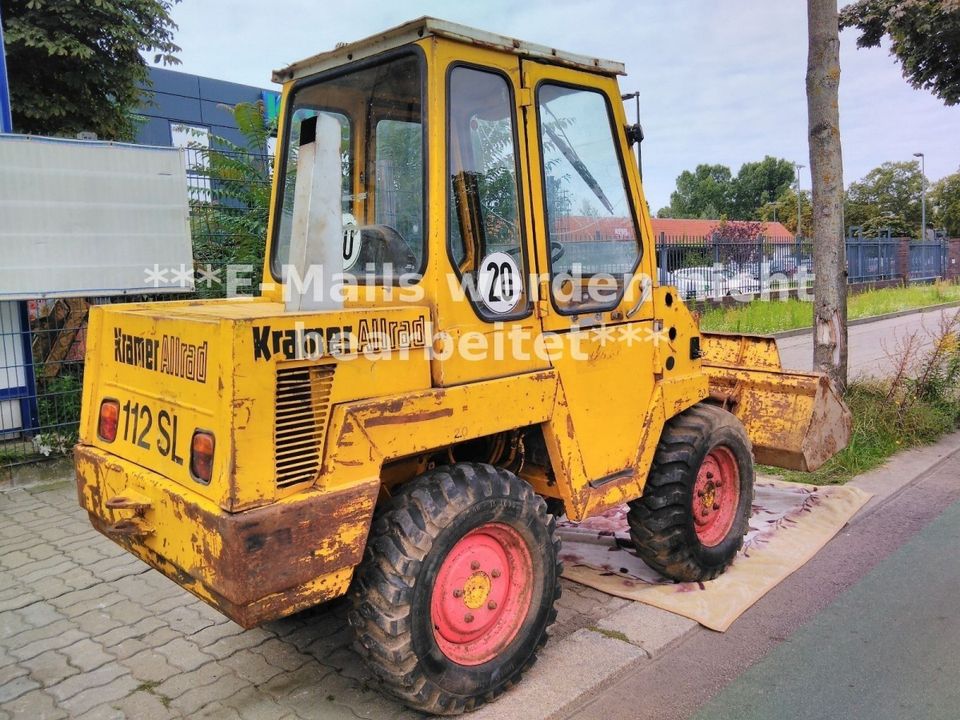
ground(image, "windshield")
xmin=271 ymin=52 xmax=425 ymax=282
xmin=537 ymin=83 xmax=640 ymax=313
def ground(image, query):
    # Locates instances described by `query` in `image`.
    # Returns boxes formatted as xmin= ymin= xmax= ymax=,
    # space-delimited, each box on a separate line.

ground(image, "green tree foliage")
xmin=931 ymin=168 xmax=960 ymax=236
xmin=1 ymin=0 xmax=180 ymax=138
xmin=658 ymin=157 xmax=796 ymax=220
xmin=845 ymin=160 xmax=923 ymax=234
xmin=759 ymin=187 xmax=813 ymax=236
xmin=661 ymin=163 xmax=733 ymax=219
xmin=469 ymin=113 xmax=521 ymax=245
xmin=190 ymin=102 xmax=273 ymax=297
xmin=840 ymin=0 xmax=960 ymax=106
xmin=730 ymin=156 xmax=797 ymax=219
xmin=858 ymin=212 xmax=915 ymax=237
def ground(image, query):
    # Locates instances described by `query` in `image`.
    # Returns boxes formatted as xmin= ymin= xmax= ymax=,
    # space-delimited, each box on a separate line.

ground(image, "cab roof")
xmin=272 ymin=17 xmax=626 ymax=84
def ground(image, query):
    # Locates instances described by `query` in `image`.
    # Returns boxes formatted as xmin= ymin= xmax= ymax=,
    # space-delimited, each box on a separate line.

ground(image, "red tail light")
xmin=190 ymin=431 xmax=215 ymax=483
xmin=98 ymin=400 xmax=119 ymax=442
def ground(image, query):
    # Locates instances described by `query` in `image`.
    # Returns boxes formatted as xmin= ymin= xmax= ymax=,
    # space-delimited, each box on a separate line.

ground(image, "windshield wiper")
xmin=542 ymin=112 xmax=614 ymax=215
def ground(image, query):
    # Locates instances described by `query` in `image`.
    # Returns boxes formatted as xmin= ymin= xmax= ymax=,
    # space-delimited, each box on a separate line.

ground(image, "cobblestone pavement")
xmin=0 ymin=479 xmax=630 ymax=720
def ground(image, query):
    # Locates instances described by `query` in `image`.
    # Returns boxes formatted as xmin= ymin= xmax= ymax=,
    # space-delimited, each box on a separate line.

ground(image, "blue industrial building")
xmin=135 ymin=67 xmax=280 ymax=150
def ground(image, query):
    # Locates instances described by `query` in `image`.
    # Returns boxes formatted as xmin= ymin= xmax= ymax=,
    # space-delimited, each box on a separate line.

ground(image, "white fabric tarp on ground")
xmin=557 ymin=478 xmax=872 ymax=631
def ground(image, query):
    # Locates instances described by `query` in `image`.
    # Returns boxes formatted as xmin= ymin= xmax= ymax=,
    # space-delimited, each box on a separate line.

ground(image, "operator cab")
xmin=266 ymin=17 xmax=665 ymax=391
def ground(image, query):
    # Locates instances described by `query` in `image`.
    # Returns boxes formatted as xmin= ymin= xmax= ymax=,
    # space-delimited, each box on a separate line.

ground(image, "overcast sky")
xmin=158 ymin=0 xmax=959 ymax=212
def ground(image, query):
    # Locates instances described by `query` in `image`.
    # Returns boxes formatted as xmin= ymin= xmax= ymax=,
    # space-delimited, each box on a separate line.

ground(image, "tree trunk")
xmin=807 ymin=0 xmax=848 ymax=390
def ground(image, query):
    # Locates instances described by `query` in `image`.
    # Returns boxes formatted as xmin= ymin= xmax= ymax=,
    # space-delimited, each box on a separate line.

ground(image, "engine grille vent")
xmin=274 ymin=364 xmax=335 ymax=488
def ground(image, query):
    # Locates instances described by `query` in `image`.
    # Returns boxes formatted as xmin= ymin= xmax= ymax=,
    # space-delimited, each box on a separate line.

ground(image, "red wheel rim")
xmin=692 ymin=446 xmax=741 ymax=547
xmin=430 ymin=522 xmax=534 ymax=666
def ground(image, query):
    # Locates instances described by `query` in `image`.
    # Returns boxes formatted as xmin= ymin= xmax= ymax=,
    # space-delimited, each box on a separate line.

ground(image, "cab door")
xmin=430 ymin=44 xmax=550 ymax=387
xmin=521 ymin=61 xmax=662 ymax=514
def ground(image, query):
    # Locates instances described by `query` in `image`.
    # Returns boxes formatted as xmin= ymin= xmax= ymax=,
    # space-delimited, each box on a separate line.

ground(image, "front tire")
xmin=348 ymin=463 xmax=561 ymax=715
xmin=628 ymin=403 xmax=754 ymax=582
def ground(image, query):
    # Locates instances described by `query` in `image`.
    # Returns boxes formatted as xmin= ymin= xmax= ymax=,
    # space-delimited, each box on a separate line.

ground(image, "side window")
xmin=448 ymin=66 xmax=527 ymax=318
xmin=537 ymin=84 xmax=641 ymax=312
xmin=375 ymin=119 xmax=424 ymax=268
xmin=271 ymin=52 xmax=424 ymax=282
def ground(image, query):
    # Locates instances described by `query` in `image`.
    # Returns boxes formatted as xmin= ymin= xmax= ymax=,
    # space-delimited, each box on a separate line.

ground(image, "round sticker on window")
xmin=477 ymin=252 xmax=522 ymax=314
xmin=342 ymin=213 xmax=361 ymax=271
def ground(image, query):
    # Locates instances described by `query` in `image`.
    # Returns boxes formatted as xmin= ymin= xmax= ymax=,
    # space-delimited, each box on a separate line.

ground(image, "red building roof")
xmin=650 ymin=217 xmax=795 ymax=240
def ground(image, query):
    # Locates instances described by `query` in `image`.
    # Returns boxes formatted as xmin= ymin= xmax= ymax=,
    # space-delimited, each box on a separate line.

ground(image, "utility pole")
xmin=913 ymin=152 xmax=926 ymax=240
xmin=794 ymin=162 xmax=805 ymax=236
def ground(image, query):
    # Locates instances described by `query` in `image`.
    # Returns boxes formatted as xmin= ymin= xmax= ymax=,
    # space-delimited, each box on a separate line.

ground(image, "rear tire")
xmin=348 ymin=463 xmax=561 ymax=715
xmin=628 ymin=403 xmax=754 ymax=582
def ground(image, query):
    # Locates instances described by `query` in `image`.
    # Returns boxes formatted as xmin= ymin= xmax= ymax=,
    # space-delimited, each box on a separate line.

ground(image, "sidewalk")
xmin=3 ymin=431 xmax=960 ymax=720
xmin=0 ymin=476 xmax=630 ymax=720
xmin=776 ymin=304 xmax=960 ymax=376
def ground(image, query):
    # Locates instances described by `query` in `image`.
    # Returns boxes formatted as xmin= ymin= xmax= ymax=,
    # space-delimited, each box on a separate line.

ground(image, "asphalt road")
xmin=693 ymin=490 xmax=960 ymax=720
xmin=562 ymin=452 xmax=960 ymax=720
xmin=777 ymin=305 xmax=960 ymax=378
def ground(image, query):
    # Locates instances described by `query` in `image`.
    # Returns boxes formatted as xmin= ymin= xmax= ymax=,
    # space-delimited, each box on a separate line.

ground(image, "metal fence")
xmin=845 ymin=237 xmax=901 ymax=283
xmin=653 ymin=232 xmax=948 ymax=298
xmin=654 ymin=234 xmax=813 ymax=299
xmin=909 ymin=241 xmax=948 ymax=281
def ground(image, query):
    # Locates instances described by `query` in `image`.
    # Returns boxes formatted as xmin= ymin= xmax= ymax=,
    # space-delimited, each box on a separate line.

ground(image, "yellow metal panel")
xmin=81 ymin=300 xmax=436 ymax=511
xmin=229 ymin=305 xmax=434 ymax=507
xmin=81 ymin=304 xmax=230 ymax=506
xmin=322 ymin=370 xmax=558 ymax=490
xmin=546 ymin=328 xmax=657 ymax=481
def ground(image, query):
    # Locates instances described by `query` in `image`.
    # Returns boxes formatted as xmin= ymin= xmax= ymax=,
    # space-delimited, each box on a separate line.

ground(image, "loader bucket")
xmin=699 ymin=332 xmax=852 ymax=472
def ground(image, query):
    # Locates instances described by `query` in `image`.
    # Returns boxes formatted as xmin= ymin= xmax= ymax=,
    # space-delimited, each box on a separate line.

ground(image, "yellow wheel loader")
xmin=75 ymin=18 xmax=851 ymax=715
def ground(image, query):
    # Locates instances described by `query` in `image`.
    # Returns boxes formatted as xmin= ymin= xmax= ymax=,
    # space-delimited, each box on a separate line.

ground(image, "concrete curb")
xmin=0 ymin=456 xmax=73 ymax=491
xmin=848 ymin=429 xmax=960 ymax=519
xmin=480 ymin=431 xmax=960 ymax=720
xmin=770 ymin=301 xmax=960 ymax=340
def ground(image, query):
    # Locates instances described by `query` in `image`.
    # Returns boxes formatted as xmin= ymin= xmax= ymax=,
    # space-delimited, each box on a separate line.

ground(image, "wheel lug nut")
xmin=697 ymin=489 xmax=705 ymax=497
xmin=452 ymin=589 xmax=463 ymax=598
xmin=706 ymin=472 xmax=714 ymax=480
xmin=491 ymin=568 xmax=501 ymax=578
xmin=464 ymin=613 xmax=474 ymax=623
xmin=487 ymin=600 xmax=497 ymax=610
xmin=470 ymin=561 xmax=480 ymax=571
xmin=713 ymin=502 xmax=721 ymax=511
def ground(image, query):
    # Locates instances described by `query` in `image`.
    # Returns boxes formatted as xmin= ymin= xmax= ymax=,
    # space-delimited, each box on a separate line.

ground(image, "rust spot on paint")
xmin=365 ymin=407 xmax=453 ymax=427
xmin=76 ymin=444 xmax=378 ymax=627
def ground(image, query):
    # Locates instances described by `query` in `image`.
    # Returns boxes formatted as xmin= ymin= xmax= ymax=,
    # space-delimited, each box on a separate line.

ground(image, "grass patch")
xmin=136 ymin=680 xmax=172 ymax=708
xmin=699 ymin=281 xmax=960 ymax=335
xmin=776 ymin=382 xmax=960 ymax=484
xmin=591 ymin=626 xmax=632 ymax=644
